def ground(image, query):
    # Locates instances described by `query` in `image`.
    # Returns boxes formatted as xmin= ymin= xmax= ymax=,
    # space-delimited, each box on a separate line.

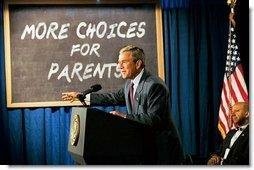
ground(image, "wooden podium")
xmin=68 ymin=107 xmax=156 ymax=165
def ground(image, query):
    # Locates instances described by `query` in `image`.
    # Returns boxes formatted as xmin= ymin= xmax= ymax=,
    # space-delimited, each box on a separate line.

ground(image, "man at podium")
xmin=62 ymin=45 xmax=184 ymax=164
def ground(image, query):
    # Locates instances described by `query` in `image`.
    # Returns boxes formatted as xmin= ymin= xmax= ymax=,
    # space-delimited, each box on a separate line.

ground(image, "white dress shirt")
xmin=130 ymin=68 xmax=144 ymax=98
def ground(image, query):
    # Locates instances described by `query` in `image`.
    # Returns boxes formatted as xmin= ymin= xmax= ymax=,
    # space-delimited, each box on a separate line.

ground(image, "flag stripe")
xmin=226 ymin=78 xmax=238 ymax=103
xmin=235 ymin=65 xmax=248 ymax=93
xmin=220 ymin=87 xmax=232 ymax=129
xmin=232 ymin=70 xmax=248 ymax=101
xmin=235 ymin=66 xmax=248 ymax=99
xmin=220 ymin=100 xmax=227 ymax=119
xmin=223 ymin=78 xmax=233 ymax=107
xmin=219 ymin=106 xmax=229 ymax=132
xmin=230 ymin=73 xmax=244 ymax=101
xmin=236 ymin=66 xmax=248 ymax=95
xmin=218 ymin=119 xmax=226 ymax=138
xmin=218 ymin=123 xmax=226 ymax=139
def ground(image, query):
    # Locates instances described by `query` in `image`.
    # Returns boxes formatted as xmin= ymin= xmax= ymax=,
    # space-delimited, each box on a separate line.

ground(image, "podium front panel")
xmin=68 ymin=107 xmax=155 ymax=165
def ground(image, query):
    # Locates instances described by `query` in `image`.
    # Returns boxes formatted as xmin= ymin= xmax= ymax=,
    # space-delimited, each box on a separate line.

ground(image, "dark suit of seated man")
xmin=207 ymin=102 xmax=249 ymax=165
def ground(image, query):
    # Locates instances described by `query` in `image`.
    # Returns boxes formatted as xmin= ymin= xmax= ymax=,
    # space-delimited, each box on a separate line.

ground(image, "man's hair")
xmin=119 ymin=45 xmax=145 ymax=66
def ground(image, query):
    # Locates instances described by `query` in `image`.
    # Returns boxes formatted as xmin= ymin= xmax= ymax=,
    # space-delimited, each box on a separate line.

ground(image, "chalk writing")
xmin=48 ymin=62 xmax=121 ymax=83
xmin=6 ymin=3 xmax=159 ymax=106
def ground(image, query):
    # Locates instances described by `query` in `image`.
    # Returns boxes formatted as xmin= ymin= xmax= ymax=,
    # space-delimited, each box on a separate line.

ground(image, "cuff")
xmin=84 ymin=93 xmax=91 ymax=106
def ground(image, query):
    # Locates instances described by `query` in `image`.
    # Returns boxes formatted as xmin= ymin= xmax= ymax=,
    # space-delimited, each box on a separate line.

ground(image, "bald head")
xmin=231 ymin=102 xmax=249 ymax=126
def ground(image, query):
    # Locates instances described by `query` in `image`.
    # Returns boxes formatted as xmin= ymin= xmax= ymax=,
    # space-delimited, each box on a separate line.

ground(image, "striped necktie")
xmin=129 ymin=82 xmax=135 ymax=110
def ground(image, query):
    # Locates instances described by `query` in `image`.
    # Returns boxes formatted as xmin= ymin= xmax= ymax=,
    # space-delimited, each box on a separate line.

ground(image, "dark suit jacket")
xmin=90 ymin=69 xmax=184 ymax=164
xmin=220 ymin=125 xmax=249 ymax=165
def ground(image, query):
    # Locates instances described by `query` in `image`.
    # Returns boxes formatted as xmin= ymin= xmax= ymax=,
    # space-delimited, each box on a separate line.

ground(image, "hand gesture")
xmin=207 ymin=154 xmax=221 ymax=165
xmin=110 ymin=111 xmax=127 ymax=119
xmin=62 ymin=92 xmax=80 ymax=102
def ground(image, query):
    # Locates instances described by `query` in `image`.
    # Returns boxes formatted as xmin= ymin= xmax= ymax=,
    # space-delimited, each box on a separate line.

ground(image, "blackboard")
xmin=4 ymin=0 xmax=164 ymax=108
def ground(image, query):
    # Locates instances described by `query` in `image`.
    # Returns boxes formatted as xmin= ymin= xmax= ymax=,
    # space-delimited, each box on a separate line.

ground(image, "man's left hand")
xmin=110 ymin=111 xmax=127 ymax=119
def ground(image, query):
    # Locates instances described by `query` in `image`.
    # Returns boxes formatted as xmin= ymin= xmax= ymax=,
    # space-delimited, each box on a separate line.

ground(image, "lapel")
xmin=125 ymin=80 xmax=132 ymax=114
xmin=133 ymin=70 xmax=150 ymax=114
xmin=229 ymin=125 xmax=249 ymax=151
xmin=223 ymin=129 xmax=237 ymax=150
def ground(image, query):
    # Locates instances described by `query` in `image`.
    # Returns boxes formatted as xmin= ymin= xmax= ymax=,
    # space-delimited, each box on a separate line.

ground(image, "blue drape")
xmin=1 ymin=0 xmax=230 ymax=164
xmin=163 ymin=6 xmax=228 ymax=157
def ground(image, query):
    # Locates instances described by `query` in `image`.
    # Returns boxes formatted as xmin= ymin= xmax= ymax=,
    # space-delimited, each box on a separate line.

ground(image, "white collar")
xmin=236 ymin=123 xmax=249 ymax=131
xmin=131 ymin=68 xmax=144 ymax=86
xmin=240 ymin=123 xmax=248 ymax=130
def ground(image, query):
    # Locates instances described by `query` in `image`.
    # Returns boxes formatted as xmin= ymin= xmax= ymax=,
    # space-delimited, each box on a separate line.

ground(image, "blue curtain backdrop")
xmin=163 ymin=6 xmax=228 ymax=157
xmin=0 ymin=0 xmax=238 ymax=165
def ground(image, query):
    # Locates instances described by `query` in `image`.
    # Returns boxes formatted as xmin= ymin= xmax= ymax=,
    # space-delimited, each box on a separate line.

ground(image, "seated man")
xmin=207 ymin=102 xmax=249 ymax=165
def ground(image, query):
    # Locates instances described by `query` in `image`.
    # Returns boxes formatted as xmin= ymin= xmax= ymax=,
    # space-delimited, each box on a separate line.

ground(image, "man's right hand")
xmin=207 ymin=154 xmax=221 ymax=165
xmin=61 ymin=92 xmax=80 ymax=102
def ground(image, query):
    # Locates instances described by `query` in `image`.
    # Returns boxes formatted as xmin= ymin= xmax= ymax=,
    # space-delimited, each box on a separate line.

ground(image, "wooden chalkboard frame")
xmin=4 ymin=0 xmax=164 ymax=108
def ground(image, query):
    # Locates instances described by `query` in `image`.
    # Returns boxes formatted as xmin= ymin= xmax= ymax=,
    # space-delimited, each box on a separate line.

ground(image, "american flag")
xmin=217 ymin=23 xmax=249 ymax=139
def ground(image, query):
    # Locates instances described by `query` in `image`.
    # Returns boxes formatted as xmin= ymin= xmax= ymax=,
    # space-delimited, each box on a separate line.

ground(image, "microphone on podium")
xmin=77 ymin=84 xmax=102 ymax=105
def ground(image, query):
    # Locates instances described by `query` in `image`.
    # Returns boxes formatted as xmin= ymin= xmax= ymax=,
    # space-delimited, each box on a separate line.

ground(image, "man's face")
xmin=231 ymin=102 xmax=249 ymax=126
xmin=117 ymin=51 xmax=139 ymax=79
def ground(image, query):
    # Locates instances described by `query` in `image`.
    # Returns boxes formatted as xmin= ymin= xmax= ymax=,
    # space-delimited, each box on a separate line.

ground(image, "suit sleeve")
xmin=126 ymin=83 xmax=169 ymax=127
xmin=90 ymin=87 xmax=126 ymax=106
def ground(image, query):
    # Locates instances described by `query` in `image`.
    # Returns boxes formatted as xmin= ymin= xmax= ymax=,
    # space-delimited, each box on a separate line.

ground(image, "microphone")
xmin=77 ymin=84 xmax=102 ymax=102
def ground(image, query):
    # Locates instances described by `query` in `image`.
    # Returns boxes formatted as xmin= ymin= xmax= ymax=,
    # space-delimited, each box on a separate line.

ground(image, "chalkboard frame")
xmin=4 ymin=0 xmax=164 ymax=108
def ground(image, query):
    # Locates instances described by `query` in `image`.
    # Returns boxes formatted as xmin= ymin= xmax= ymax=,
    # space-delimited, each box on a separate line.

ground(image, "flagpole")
xmin=218 ymin=0 xmax=238 ymax=138
xmin=226 ymin=0 xmax=237 ymax=129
